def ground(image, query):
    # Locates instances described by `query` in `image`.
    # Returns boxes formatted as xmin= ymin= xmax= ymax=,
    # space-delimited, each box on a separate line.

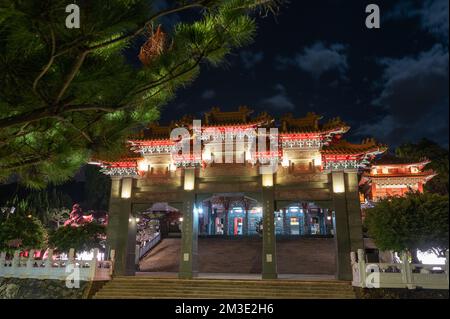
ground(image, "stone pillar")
xmin=331 ymin=171 xmax=364 ymax=281
xmin=243 ymin=200 xmax=250 ymax=236
xmin=223 ymin=198 xmax=229 ymax=236
xmin=261 ymin=174 xmax=277 ymax=279
xmin=179 ymin=169 xmax=198 ymax=279
xmin=345 ymin=172 xmax=364 ymax=253
xmin=107 ymin=177 xmax=137 ymax=276
xmin=243 ymin=210 xmax=249 ymax=236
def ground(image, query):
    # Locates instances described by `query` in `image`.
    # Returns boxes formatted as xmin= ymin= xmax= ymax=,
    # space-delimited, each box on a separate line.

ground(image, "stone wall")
xmin=0 ymin=277 xmax=93 ymax=299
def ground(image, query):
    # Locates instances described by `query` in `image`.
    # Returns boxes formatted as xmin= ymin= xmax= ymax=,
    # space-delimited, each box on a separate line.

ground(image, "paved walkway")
xmin=139 ymin=237 xmax=336 ymax=275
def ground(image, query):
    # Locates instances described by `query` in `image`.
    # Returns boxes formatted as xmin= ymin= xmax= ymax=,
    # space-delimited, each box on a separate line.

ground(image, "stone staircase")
xmin=93 ymin=277 xmax=356 ymax=299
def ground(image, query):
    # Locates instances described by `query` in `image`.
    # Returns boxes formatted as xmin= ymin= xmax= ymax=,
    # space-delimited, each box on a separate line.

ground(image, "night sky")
xmin=157 ymin=0 xmax=449 ymax=148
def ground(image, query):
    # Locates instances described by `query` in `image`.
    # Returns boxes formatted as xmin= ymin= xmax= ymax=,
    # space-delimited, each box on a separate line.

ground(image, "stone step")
xmin=95 ymin=291 xmax=355 ymax=299
xmin=96 ymin=295 xmax=355 ymax=299
xmin=101 ymin=287 xmax=353 ymax=293
xmin=100 ymin=284 xmax=353 ymax=292
xmin=99 ymin=287 xmax=355 ymax=295
xmin=94 ymin=278 xmax=355 ymax=299
xmin=112 ymin=278 xmax=351 ymax=288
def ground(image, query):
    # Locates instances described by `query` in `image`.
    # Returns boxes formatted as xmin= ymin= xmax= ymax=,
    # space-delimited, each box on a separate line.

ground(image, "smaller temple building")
xmin=359 ymin=155 xmax=436 ymax=262
xmin=360 ymin=155 xmax=436 ymax=203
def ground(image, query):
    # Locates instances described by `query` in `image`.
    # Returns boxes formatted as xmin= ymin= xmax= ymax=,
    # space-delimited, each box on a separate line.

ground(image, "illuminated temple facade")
xmin=94 ymin=107 xmax=393 ymax=280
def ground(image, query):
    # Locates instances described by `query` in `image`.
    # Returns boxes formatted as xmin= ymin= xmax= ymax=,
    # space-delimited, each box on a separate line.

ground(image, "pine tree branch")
xmin=33 ymin=26 xmax=56 ymax=98
xmin=86 ymin=1 xmax=209 ymax=52
xmin=54 ymin=51 xmax=88 ymax=104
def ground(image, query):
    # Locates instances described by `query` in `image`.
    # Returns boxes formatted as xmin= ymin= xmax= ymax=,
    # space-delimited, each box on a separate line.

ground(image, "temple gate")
xmin=94 ymin=107 xmax=386 ymax=280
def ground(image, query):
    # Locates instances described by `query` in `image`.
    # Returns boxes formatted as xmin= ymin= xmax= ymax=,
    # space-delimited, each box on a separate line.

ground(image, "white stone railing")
xmin=351 ymin=249 xmax=449 ymax=290
xmin=0 ymin=248 xmax=115 ymax=282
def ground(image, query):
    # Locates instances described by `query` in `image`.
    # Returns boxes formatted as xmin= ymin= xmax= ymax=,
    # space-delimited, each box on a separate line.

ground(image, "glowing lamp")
xmin=179 ymin=217 xmax=184 ymax=222
xmin=281 ymin=157 xmax=290 ymax=167
xmin=121 ymin=178 xmax=133 ymax=199
xmin=262 ymin=173 xmax=274 ymax=187
xmin=203 ymin=151 xmax=212 ymax=162
xmin=184 ymin=168 xmax=195 ymax=191
xmin=137 ymin=159 xmax=149 ymax=172
xmin=313 ymin=155 xmax=322 ymax=167
xmin=332 ymin=172 xmax=345 ymax=194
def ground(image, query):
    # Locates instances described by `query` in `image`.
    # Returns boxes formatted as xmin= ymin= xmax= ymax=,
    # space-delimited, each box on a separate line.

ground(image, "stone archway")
xmin=274 ymin=201 xmax=336 ymax=275
xmin=196 ymin=193 xmax=264 ymax=274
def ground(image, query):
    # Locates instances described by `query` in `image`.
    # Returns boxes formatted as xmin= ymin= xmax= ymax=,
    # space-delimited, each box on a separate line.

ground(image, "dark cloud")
xmin=201 ymin=89 xmax=216 ymax=99
xmin=260 ymin=84 xmax=295 ymax=110
xmin=276 ymin=42 xmax=348 ymax=80
xmin=240 ymin=50 xmax=264 ymax=69
xmin=421 ymin=0 xmax=449 ymax=41
xmin=385 ymin=0 xmax=449 ymax=41
xmin=356 ymin=44 xmax=449 ymax=146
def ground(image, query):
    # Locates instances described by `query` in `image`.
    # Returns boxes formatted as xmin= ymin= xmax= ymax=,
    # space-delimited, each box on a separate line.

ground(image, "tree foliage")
xmin=48 ymin=222 xmax=106 ymax=254
xmin=83 ymin=165 xmax=111 ymax=211
xmin=396 ymin=138 xmax=449 ymax=195
xmin=364 ymin=191 xmax=449 ymax=258
xmin=3 ymin=186 xmax=72 ymax=226
xmin=0 ymin=214 xmax=47 ymax=252
xmin=0 ymin=0 xmax=283 ymax=188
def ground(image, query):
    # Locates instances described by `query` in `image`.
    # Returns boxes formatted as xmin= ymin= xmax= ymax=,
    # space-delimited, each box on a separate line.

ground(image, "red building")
xmin=360 ymin=155 xmax=436 ymax=203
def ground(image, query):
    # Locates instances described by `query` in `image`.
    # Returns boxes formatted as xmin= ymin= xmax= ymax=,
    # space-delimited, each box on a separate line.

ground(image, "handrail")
xmin=139 ymin=232 xmax=161 ymax=259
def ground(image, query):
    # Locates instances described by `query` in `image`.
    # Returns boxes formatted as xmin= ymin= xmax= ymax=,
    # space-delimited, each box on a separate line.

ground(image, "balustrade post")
xmin=0 ymin=252 xmax=5 ymax=276
xmin=445 ymin=250 xmax=449 ymax=285
xmin=110 ymin=249 xmax=116 ymax=276
xmin=25 ymin=250 xmax=35 ymax=277
xmin=45 ymin=249 xmax=53 ymax=279
xmin=45 ymin=249 xmax=53 ymax=268
xmin=350 ymin=252 xmax=358 ymax=286
xmin=68 ymin=248 xmax=75 ymax=262
xmin=90 ymin=249 xmax=99 ymax=280
xmin=357 ymin=249 xmax=366 ymax=288
xmin=401 ymin=252 xmax=415 ymax=289
xmin=12 ymin=250 xmax=20 ymax=269
xmin=26 ymin=250 xmax=35 ymax=267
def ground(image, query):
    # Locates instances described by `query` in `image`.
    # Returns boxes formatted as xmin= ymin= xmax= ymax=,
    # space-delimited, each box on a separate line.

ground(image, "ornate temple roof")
xmin=321 ymin=138 xmax=387 ymax=156
xmin=130 ymin=123 xmax=175 ymax=141
xmin=203 ymin=106 xmax=274 ymax=127
xmin=91 ymin=107 xmax=394 ymax=174
xmin=371 ymin=154 xmax=431 ymax=167
xmin=280 ymin=112 xmax=350 ymax=135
